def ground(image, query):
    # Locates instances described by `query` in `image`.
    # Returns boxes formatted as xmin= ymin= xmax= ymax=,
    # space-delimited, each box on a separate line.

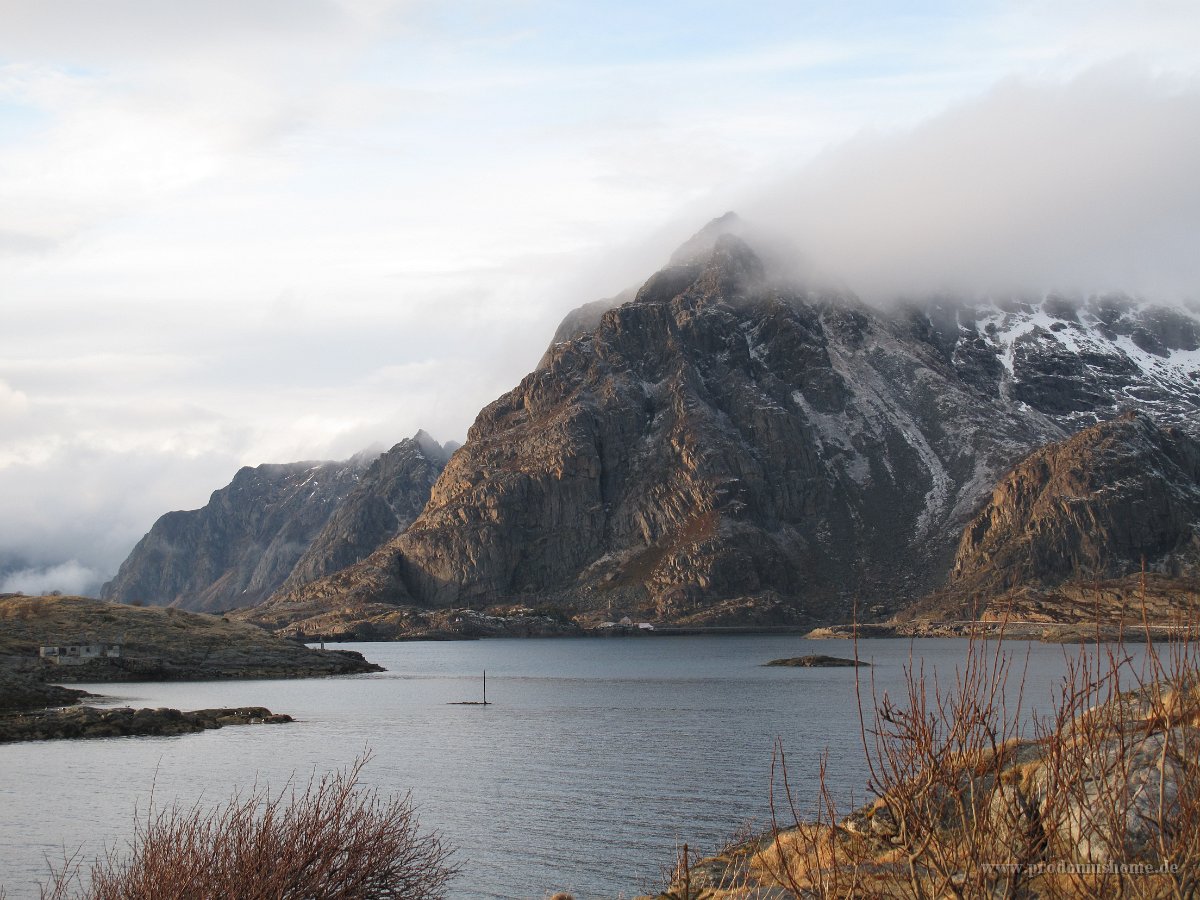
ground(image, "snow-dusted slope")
xmin=910 ymin=295 xmax=1200 ymax=436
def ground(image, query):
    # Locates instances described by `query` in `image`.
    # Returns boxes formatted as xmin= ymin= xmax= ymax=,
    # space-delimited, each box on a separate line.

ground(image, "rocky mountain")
xmin=101 ymin=456 xmax=374 ymax=612
xmin=104 ymin=431 xmax=455 ymax=614
xmin=911 ymin=411 xmax=1200 ymax=620
xmin=258 ymin=220 xmax=1100 ymax=629
xmin=132 ymin=215 xmax=1200 ymax=631
xmin=277 ymin=431 xmax=452 ymax=592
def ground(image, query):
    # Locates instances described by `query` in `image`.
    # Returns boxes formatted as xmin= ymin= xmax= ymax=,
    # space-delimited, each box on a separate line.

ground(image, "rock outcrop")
xmin=920 ymin=412 xmax=1200 ymax=617
xmin=0 ymin=705 xmax=293 ymax=743
xmin=102 ymin=455 xmax=377 ymax=612
xmin=763 ymin=655 xmax=867 ymax=667
xmin=0 ymin=670 xmax=91 ymax=712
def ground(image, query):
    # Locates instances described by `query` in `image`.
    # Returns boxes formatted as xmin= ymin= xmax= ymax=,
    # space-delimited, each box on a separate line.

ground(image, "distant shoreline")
xmin=310 ymin=620 xmax=1196 ymax=644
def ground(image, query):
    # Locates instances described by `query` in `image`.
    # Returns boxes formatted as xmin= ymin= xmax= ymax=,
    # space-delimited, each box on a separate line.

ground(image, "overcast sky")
xmin=1 ymin=0 xmax=1198 ymax=594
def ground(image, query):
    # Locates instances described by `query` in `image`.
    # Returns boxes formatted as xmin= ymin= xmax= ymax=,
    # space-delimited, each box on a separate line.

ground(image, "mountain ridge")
xmin=110 ymin=216 xmax=1200 ymax=631
xmin=254 ymin=230 xmax=1067 ymax=627
xmin=101 ymin=431 xmax=454 ymax=613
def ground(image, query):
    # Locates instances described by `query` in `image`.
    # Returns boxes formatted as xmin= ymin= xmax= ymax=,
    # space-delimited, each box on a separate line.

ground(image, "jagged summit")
xmin=258 ymin=232 xmax=1058 ymax=626
xmin=413 ymin=428 xmax=453 ymax=463
xmin=103 ymin=431 xmax=456 ymax=612
xmin=667 ymin=211 xmax=745 ymax=266
xmin=275 ymin=433 xmax=450 ymax=594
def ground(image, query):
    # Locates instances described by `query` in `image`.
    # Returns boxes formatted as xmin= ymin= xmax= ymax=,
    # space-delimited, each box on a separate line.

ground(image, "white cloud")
xmin=742 ymin=67 xmax=1200 ymax=301
xmin=0 ymin=560 xmax=105 ymax=596
xmin=0 ymin=380 xmax=29 ymax=417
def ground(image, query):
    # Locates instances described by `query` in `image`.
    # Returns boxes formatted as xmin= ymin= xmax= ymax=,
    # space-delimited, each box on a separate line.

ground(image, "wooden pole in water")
xmin=483 ymin=670 xmax=487 ymax=704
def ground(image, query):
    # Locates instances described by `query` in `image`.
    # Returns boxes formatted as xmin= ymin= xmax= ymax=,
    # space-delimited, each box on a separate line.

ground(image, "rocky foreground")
xmin=645 ymin=655 xmax=1200 ymax=899
xmin=0 ymin=705 xmax=292 ymax=743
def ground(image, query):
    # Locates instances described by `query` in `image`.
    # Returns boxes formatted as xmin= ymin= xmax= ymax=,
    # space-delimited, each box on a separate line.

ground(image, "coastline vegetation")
xmin=653 ymin=604 xmax=1200 ymax=899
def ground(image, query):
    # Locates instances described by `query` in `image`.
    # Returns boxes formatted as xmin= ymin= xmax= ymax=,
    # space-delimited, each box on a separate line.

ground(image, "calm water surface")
xmin=0 ymin=636 xmax=1099 ymax=898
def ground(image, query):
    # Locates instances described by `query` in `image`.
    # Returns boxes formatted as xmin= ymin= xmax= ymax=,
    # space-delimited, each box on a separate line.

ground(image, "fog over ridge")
xmin=730 ymin=67 xmax=1200 ymax=305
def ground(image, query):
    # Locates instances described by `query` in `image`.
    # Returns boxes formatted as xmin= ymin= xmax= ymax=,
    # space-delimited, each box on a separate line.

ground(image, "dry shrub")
xmin=41 ymin=753 xmax=457 ymax=900
xmin=1029 ymin=623 xmax=1200 ymax=899
xmin=754 ymin=602 xmax=1200 ymax=899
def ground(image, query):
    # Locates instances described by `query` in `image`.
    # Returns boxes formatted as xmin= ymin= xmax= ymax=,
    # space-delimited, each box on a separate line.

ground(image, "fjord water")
xmin=2 ymin=636 xmax=1086 ymax=899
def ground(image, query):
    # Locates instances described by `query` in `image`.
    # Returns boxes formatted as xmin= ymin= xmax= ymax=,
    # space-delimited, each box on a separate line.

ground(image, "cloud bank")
xmin=0 ymin=560 xmax=104 ymax=596
xmin=741 ymin=68 xmax=1200 ymax=301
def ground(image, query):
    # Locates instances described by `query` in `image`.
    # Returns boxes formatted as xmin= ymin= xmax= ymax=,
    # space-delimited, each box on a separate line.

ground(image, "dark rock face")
xmin=265 ymin=231 xmax=1060 ymax=623
xmin=278 ymin=432 xmax=452 ymax=592
xmin=102 ymin=457 xmax=375 ymax=612
xmin=942 ymin=412 xmax=1200 ymax=604
xmin=904 ymin=295 xmax=1200 ymax=435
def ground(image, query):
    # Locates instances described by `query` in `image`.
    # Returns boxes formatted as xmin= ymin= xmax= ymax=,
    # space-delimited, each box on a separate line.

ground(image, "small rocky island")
xmin=0 ymin=705 xmax=293 ymax=743
xmin=764 ymin=655 xmax=869 ymax=667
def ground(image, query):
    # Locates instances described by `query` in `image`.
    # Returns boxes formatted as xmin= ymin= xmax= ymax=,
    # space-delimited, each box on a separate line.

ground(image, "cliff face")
xmin=262 ymin=231 xmax=1057 ymax=623
xmin=277 ymin=432 xmax=451 ymax=592
xmin=101 ymin=457 xmax=373 ymax=612
xmin=937 ymin=411 xmax=1200 ymax=608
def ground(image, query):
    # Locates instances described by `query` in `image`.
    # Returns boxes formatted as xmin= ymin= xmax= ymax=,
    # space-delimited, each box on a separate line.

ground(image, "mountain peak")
xmin=668 ymin=211 xmax=745 ymax=266
xmin=412 ymin=429 xmax=450 ymax=462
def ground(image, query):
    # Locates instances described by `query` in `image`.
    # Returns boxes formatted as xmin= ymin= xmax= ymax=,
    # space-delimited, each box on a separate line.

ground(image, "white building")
xmin=39 ymin=644 xmax=122 ymax=666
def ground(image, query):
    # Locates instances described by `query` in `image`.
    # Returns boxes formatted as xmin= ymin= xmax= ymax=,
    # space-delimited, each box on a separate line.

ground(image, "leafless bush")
xmin=1029 ymin=607 xmax=1200 ymax=899
xmin=751 ymin=599 xmax=1200 ymax=900
xmin=41 ymin=753 xmax=457 ymax=900
xmin=764 ymin=623 xmax=1041 ymax=898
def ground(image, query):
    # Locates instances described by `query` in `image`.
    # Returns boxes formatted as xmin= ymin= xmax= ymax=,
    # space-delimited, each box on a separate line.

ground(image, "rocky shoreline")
xmin=645 ymin=669 xmax=1200 ymax=899
xmin=0 ymin=705 xmax=293 ymax=743
xmin=0 ymin=670 xmax=94 ymax=712
xmin=0 ymin=595 xmax=383 ymax=688
xmin=30 ymin=647 xmax=382 ymax=683
xmin=804 ymin=619 xmax=1196 ymax=642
